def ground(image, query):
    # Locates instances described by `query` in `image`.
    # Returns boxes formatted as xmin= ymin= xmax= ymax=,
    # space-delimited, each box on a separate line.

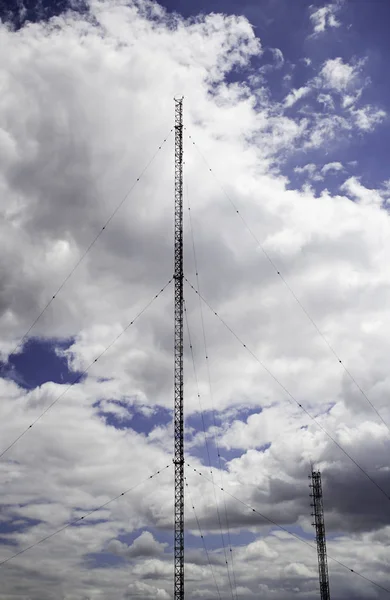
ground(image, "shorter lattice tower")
xmin=309 ymin=469 xmax=331 ymax=600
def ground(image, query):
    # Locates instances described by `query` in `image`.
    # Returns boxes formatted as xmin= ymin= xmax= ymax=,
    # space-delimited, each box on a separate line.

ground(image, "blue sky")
xmin=7 ymin=0 xmax=390 ymax=185
xmin=163 ymin=0 xmax=390 ymax=190
xmin=1 ymin=1 xmax=390 ymax=599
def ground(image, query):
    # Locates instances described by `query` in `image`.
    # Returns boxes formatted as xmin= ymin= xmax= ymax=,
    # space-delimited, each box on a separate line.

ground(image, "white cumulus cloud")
xmin=309 ymin=3 xmax=342 ymax=35
xmin=321 ymin=161 xmax=344 ymax=174
xmin=320 ymin=57 xmax=359 ymax=92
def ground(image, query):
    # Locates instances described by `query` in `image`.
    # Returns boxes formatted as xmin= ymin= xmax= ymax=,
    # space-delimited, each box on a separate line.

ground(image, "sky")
xmin=0 ymin=0 xmax=390 ymax=598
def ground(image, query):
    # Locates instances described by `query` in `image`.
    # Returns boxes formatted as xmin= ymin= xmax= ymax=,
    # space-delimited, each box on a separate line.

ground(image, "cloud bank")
xmin=0 ymin=1 xmax=389 ymax=599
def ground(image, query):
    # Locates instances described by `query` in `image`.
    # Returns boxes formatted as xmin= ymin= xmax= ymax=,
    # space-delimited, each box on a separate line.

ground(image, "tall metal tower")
xmin=173 ymin=96 xmax=184 ymax=600
xmin=310 ymin=469 xmax=331 ymax=600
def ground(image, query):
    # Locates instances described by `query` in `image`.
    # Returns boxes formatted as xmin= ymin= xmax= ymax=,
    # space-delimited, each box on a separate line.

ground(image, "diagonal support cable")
xmin=185 ymin=277 xmax=390 ymax=503
xmin=184 ymin=302 xmax=235 ymax=600
xmin=186 ymin=132 xmax=390 ymax=434
xmin=0 ymin=464 xmax=171 ymax=567
xmin=185 ymin=188 xmax=239 ymax=599
xmin=187 ymin=462 xmax=390 ymax=596
xmin=185 ymin=474 xmax=222 ymax=600
xmin=4 ymin=130 xmax=172 ymax=363
xmin=0 ymin=278 xmax=173 ymax=460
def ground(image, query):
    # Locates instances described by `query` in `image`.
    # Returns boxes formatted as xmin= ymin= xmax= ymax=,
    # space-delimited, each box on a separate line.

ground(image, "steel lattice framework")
xmin=173 ymin=96 xmax=184 ymax=600
xmin=310 ymin=470 xmax=331 ymax=600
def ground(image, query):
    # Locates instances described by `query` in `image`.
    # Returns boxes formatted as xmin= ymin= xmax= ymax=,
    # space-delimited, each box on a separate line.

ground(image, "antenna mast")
xmin=310 ymin=469 xmax=331 ymax=600
xmin=173 ymin=96 xmax=184 ymax=600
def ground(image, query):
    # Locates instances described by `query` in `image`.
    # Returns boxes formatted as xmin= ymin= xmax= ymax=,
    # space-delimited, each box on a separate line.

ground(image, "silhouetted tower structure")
xmin=173 ymin=96 xmax=184 ymax=600
xmin=310 ymin=469 xmax=331 ymax=600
